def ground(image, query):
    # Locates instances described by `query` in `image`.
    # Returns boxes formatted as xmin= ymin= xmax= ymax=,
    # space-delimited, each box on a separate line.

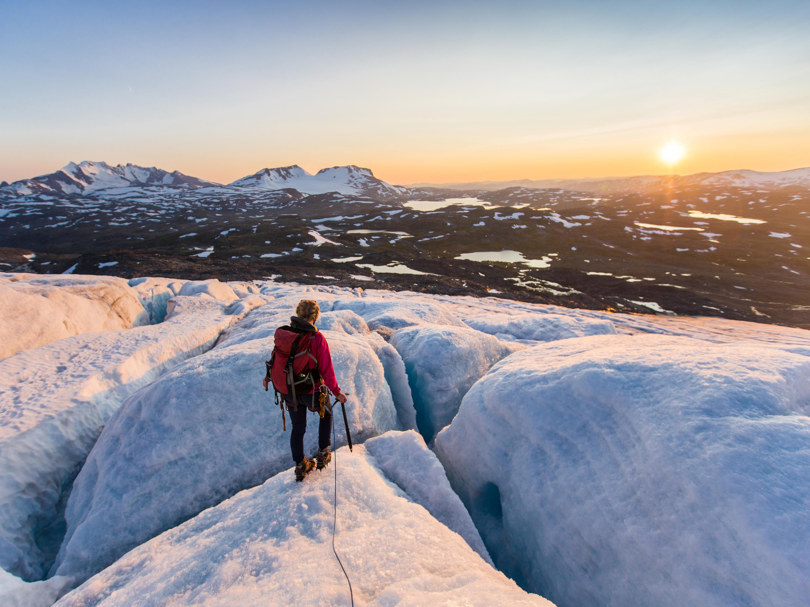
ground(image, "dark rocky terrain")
xmin=2 ymin=164 xmax=808 ymax=329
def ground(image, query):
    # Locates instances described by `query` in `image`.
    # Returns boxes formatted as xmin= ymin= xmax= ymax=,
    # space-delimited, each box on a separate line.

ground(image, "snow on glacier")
xmin=462 ymin=311 xmax=616 ymax=342
xmin=364 ymin=430 xmax=490 ymax=564
xmin=177 ymin=278 xmax=240 ymax=303
xmin=435 ymin=333 xmax=810 ymax=607
xmin=330 ymin=295 xmax=468 ymax=331
xmin=52 ymin=323 xmax=402 ymax=583
xmin=0 ymin=287 xmax=263 ymax=581
xmin=0 ymin=274 xmax=149 ymax=360
xmin=0 ymin=567 xmax=70 ymax=607
xmin=53 ymin=433 xmax=551 ymax=607
xmin=3 ymin=274 xmax=810 ymax=607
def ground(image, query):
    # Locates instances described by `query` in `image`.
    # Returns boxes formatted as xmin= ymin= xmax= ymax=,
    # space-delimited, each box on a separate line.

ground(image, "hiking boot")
xmin=316 ymin=446 xmax=331 ymax=470
xmin=294 ymin=457 xmax=315 ymax=482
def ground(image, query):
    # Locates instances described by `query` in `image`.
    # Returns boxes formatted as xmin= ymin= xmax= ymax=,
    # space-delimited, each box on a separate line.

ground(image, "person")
xmin=263 ymin=299 xmax=347 ymax=481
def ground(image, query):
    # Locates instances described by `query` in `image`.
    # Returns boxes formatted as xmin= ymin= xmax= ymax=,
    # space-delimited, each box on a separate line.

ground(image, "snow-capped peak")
xmin=2 ymin=161 xmax=216 ymax=197
xmin=230 ymin=164 xmax=408 ymax=199
xmin=315 ymin=165 xmax=374 ymax=179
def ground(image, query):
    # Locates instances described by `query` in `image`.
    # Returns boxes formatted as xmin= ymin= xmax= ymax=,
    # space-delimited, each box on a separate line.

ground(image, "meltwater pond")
xmin=405 ymin=197 xmax=495 ymax=212
xmin=455 ymin=250 xmax=556 ymax=269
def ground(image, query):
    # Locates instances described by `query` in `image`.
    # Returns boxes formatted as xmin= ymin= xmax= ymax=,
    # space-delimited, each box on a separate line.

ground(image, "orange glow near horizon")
xmin=2 ymin=3 xmax=809 ymax=188
xmin=4 ymin=136 xmax=808 ymax=188
xmin=156 ymin=127 xmax=810 ymax=186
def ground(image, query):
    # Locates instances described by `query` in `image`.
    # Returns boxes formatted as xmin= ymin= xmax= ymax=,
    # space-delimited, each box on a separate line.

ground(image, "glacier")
xmin=0 ymin=274 xmax=150 ymax=360
xmin=435 ymin=333 xmax=810 ymax=606
xmin=51 ymin=321 xmax=402 ymax=582
xmin=54 ymin=433 xmax=547 ymax=607
xmin=1 ymin=274 xmax=809 ymax=606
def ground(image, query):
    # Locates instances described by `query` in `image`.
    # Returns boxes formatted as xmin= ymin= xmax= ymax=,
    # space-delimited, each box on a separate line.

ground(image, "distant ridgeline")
xmin=1 ymin=161 xmax=808 ymax=329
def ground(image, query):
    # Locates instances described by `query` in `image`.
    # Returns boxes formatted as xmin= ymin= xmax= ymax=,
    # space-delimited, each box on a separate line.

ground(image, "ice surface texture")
xmin=0 ymin=286 xmax=260 ymax=581
xmin=462 ymin=311 xmax=617 ymax=342
xmin=52 ymin=325 xmax=402 ymax=582
xmin=0 ymin=274 xmax=149 ymax=360
xmin=435 ymin=333 xmax=810 ymax=607
xmin=391 ymin=325 xmax=521 ymax=442
xmin=4 ymin=275 xmax=810 ymax=607
xmin=54 ymin=433 xmax=550 ymax=607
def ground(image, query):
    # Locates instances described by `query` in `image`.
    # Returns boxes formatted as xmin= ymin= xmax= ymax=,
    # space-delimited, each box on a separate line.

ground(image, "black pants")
xmin=287 ymin=395 xmax=332 ymax=464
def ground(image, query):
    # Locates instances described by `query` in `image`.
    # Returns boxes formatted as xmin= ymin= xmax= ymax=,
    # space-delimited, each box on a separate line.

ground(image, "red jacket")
xmin=309 ymin=331 xmax=341 ymax=395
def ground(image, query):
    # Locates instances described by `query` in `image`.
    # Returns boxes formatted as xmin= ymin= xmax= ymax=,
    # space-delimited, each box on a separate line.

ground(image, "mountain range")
xmin=0 ymin=161 xmax=407 ymax=201
xmin=1 ymin=160 xmax=808 ymax=331
xmin=4 ymin=161 xmax=810 ymax=200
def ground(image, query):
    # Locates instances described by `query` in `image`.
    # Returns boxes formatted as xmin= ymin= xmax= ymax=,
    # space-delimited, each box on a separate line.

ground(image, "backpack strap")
xmin=285 ymin=332 xmax=307 ymax=407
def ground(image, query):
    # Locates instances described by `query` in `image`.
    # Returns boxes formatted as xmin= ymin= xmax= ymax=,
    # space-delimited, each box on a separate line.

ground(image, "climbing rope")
xmin=331 ymin=403 xmax=355 ymax=607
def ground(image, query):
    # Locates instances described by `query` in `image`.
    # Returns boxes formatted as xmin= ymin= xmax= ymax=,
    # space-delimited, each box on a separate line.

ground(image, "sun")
xmin=659 ymin=140 xmax=686 ymax=166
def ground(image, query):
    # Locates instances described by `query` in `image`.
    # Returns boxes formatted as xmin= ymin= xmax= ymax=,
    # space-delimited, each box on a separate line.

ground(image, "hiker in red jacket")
xmin=263 ymin=299 xmax=347 ymax=481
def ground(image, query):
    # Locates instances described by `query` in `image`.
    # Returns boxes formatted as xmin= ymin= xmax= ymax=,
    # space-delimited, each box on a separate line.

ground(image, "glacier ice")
xmin=330 ymin=296 xmax=468 ymax=331
xmin=3 ymin=274 xmax=810 ymax=607
xmin=0 ymin=274 xmax=149 ymax=360
xmin=52 ymin=327 xmax=402 ymax=583
xmin=435 ymin=333 xmax=810 ymax=607
xmin=462 ymin=311 xmax=616 ymax=342
xmin=54 ymin=433 xmax=551 ymax=607
xmin=0 ymin=290 xmax=259 ymax=581
xmin=390 ymin=324 xmax=521 ymax=441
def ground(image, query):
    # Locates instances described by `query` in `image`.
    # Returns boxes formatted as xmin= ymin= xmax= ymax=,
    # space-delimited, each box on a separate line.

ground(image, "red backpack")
xmin=267 ymin=326 xmax=320 ymax=402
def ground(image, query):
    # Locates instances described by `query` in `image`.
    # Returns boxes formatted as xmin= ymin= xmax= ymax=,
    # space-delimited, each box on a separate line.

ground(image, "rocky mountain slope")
xmin=1 ymin=161 xmax=216 ymax=197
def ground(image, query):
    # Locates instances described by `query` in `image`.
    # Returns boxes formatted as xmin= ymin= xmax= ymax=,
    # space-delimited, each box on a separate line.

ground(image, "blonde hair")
xmin=296 ymin=299 xmax=320 ymax=323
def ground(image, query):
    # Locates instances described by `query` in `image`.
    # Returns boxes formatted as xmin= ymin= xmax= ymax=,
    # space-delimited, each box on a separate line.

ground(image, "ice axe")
xmin=336 ymin=394 xmax=353 ymax=452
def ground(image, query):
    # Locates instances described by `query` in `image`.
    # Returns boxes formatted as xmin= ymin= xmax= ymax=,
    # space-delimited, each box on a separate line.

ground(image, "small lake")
xmin=404 ymin=197 xmax=495 ymax=212
xmin=455 ymin=250 xmax=555 ymax=269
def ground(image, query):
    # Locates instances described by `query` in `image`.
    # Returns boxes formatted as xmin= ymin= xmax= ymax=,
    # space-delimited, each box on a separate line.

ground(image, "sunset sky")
xmin=2 ymin=0 xmax=809 ymax=186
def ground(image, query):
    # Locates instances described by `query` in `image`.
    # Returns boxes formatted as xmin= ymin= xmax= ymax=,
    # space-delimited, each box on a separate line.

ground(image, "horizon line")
xmin=4 ymin=160 xmax=810 ymax=189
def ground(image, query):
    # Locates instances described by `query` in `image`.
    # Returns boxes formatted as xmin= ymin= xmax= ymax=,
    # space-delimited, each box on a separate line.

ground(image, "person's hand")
xmin=262 ymin=376 xmax=269 ymax=391
xmin=336 ymin=392 xmax=347 ymax=404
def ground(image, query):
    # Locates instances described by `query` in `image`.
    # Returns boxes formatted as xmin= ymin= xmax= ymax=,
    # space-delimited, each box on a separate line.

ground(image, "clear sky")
xmin=2 ymin=0 xmax=809 ymax=185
